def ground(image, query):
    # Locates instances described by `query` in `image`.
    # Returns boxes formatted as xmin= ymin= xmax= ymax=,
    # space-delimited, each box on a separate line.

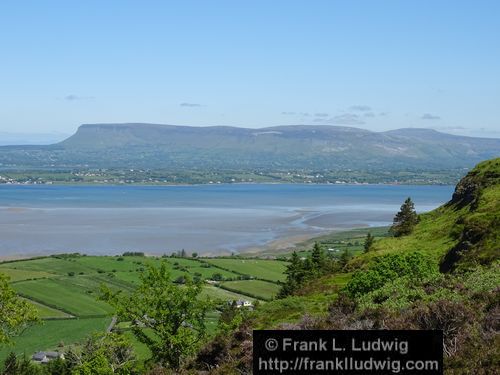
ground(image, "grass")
xmin=203 ymin=258 xmax=287 ymax=282
xmin=13 ymin=278 xmax=113 ymax=316
xmin=23 ymin=298 xmax=72 ymax=319
xmin=220 ymin=280 xmax=281 ymax=300
xmin=0 ymin=257 xmax=95 ymax=275
xmin=0 ymin=317 xmax=110 ymax=363
xmin=72 ymin=255 xmax=151 ymax=272
xmin=0 ymin=268 xmax=53 ymax=282
xmin=200 ymin=285 xmax=253 ymax=302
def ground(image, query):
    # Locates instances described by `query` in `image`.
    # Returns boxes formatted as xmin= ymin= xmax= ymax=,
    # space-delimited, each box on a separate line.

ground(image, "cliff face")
xmin=440 ymin=158 xmax=500 ymax=272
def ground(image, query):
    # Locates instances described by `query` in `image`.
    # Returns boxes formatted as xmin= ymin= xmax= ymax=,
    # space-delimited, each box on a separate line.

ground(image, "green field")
xmin=203 ymin=258 xmax=288 ymax=282
xmin=0 ymin=317 xmax=110 ymax=362
xmin=0 ymin=253 xmax=288 ymax=364
xmin=13 ymin=278 xmax=114 ymax=316
xmin=220 ymin=280 xmax=281 ymax=300
xmin=0 ymin=257 xmax=96 ymax=275
xmin=0 ymin=267 xmax=53 ymax=282
xmin=24 ymin=299 xmax=72 ymax=319
xmin=0 ymin=253 xmax=291 ymax=364
xmin=200 ymin=285 xmax=254 ymax=301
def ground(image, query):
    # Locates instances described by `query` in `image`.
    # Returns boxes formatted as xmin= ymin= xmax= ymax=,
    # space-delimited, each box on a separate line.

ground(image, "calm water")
xmin=0 ymin=184 xmax=454 ymax=256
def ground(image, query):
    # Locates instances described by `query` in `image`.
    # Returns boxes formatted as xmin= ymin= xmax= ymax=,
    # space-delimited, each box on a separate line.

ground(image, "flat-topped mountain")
xmin=1 ymin=123 xmax=499 ymax=170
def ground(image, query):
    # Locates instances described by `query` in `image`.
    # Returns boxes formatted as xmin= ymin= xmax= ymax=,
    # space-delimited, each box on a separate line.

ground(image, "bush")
xmin=211 ymin=273 xmax=224 ymax=281
xmin=345 ymin=252 xmax=437 ymax=298
xmin=173 ymin=275 xmax=186 ymax=284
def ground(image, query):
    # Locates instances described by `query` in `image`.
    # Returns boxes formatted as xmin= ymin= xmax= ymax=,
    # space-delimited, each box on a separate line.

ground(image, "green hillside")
xmin=193 ymin=158 xmax=500 ymax=374
xmin=349 ymin=158 xmax=499 ymax=272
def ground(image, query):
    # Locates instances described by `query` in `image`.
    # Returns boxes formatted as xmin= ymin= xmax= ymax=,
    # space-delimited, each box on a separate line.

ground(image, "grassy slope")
xmin=349 ymin=205 xmax=463 ymax=268
xmin=354 ymin=158 xmax=500 ymax=270
xmin=251 ymin=158 xmax=500 ymax=328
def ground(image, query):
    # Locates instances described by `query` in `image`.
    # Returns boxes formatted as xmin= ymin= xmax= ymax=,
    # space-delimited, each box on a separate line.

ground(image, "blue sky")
xmin=1 ymin=0 xmax=499 ymax=141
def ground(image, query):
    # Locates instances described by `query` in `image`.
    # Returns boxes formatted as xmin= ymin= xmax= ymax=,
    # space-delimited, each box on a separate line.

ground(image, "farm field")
xmin=23 ymin=298 xmax=72 ymax=319
xmin=0 ymin=267 xmax=53 ymax=282
xmin=0 ymin=252 xmax=290 ymax=363
xmin=13 ymin=278 xmax=114 ymax=316
xmin=200 ymin=285 xmax=253 ymax=302
xmin=0 ymin=317 xmax=110 ymax=362
xmin=220 ymin=279 xmax=281 ymax=300
xmin=203 ymin=258 xmax=288 ymax=282
xmin=294 ymin=226 xmax=389 ymax=258
xmin=0 ymin=228 xmax=376 ymax=366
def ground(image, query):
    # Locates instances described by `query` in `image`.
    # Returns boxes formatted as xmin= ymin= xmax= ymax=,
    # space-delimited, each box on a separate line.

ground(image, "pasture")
xmin=13 ymin=278 xmax=114 ymax=316
xmin=220 ymin=280 xmax=281 ymax=300
xmin=203 ymin=258 xmax=288 ymax=282
xmin=0 ymin=253 xmax=288 ymax=363
xmin=0 ymin=317 xmax=110 ymax=363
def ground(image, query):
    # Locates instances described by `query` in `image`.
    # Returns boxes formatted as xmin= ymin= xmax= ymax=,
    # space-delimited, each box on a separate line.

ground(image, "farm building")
xmin=32 ymin=351 xmax=64 ymax=364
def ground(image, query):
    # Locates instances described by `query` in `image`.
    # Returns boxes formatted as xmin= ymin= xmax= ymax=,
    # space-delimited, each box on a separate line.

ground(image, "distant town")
xmin=0 ymin=167 xmax=466 ymax=186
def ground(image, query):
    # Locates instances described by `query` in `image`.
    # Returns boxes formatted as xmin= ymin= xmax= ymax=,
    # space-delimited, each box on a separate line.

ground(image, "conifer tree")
xmin=2 ymin=352 xmax=18 ymax=375
xmin=311 ymin=242 xmax=326 ymax=271
xmin=389 ymin=197 xmax=419 ymax=237
xmin=339 ymin=249 xmax=350 ymax=267
xmin=363 ymin=232 xmax=374 ymax=253
xmin=278 ymin=252 xmax=304 ymax=298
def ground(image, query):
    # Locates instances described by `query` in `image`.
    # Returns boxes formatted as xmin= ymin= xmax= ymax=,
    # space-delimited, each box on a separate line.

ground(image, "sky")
xmin=0 ymin=0 xmax=499 ymax=143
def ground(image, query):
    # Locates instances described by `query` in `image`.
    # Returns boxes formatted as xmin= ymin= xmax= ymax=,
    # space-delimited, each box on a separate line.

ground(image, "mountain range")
xmin=0 ymin=123 xmax=499 ymax=170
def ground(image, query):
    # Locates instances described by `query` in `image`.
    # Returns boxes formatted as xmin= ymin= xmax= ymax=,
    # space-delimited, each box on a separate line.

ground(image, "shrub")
xmin=345 ymin=252 xmax=437 ymax=298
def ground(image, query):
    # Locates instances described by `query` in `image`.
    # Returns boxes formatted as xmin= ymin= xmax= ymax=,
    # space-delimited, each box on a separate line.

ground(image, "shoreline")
xmin=0 ymin=225 xmax=366 ymax=262
xmin=0 ymin=181 xmax=456 ymax=188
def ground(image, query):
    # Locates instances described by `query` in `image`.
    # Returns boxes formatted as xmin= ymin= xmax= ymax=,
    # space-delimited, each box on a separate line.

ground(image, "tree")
xmin=100 ymin=262 xmax=212 ymax=369
xmin=311 ymin=242 xmax=326 ymax=271
xmin=278 ymin=249 xmax=322 ymax=298
xmin=191 ymin=252 xmax=198 ymax=258
xmin=211 ymin=273 xmax=224 ymax=281
xmin=389 ymin=197 xmax=419 ymax=237
xmin=277 ymin=252 xmax=303 ymax=298
xmin=363 ymin=233 xmax=374 ymax=253
xmin=2 ymin=352 xmax=18 ymax=375
xmin=0 ymin=274 xmax=39 ymax=346
xmin=339 ymin=249 xmax=351 ymax=268
xmin=6 ymin=355 xmax=43 ymax=375
xmin=45 ymin=357 xmax=71 ymax=375
xmin=69 ymin=332 xmax=137 ymax=375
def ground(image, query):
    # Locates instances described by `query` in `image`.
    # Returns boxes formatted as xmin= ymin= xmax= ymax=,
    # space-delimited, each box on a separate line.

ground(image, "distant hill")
xmin=0 ymin=123 xmax=499 ymax=170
